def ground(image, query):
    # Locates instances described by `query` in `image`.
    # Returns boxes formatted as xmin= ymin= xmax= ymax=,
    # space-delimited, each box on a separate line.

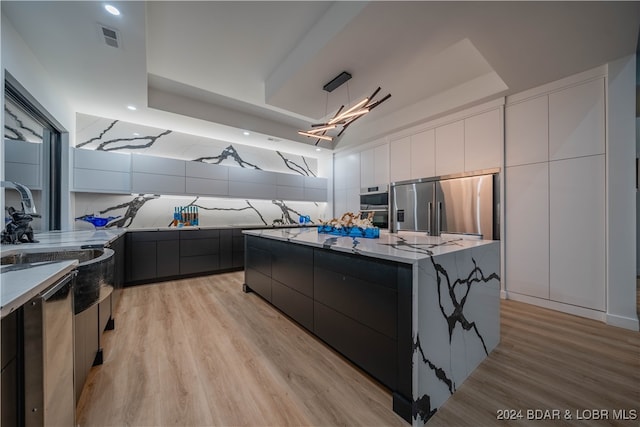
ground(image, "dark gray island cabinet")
xmin=243 ymin=228 xmax=501 ymax=426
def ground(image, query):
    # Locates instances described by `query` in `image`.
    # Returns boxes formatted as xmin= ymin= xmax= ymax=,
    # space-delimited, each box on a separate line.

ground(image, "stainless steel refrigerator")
xmin=391 ymin=173 xmax=498 ymax=239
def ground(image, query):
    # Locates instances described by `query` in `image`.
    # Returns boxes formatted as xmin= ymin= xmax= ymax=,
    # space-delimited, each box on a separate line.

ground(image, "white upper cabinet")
xmin=505 ymin=95 xmax=548 ymax=166
xmin=549 ymin=155 xmax=606 ymax=311
xmin=389 ymin=137 xmax=411 ymax=182
xmin=435 ymin=120 xmax=464 ymax=176
xmin=360 ymin=148 xmax=375 ymax=188
xmin=373 ymin=144 xmax=389 ymax=186
xmin=360 ymin=144 xmax=389 ymax=188
xmin=410 ymin=129 xmax=435 ymax=180
xmin=548 ymin=78 xmax=605 ymax=161
xmin=334 ymin=153 xmax=360 ymax=215
xmin=360 ymin=143 xmax=390 ymax=189
xmin=464 ymin=108 xmax=502 ymax=171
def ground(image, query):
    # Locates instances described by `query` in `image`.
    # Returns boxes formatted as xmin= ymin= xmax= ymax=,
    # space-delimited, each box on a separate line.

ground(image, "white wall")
xmin=2 ymin=15 xmax=75 ymax=229
xmin=606 ymin=54 xmax=638 ymax=330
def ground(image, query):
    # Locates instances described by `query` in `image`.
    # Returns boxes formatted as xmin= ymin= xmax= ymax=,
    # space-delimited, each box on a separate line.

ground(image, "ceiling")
xmin=2 ymin=1 xmax=639 ymax=154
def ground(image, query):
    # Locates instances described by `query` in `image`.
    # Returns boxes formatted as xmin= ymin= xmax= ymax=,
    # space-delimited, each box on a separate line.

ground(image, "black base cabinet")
xmin=125 ymin=228 xmax=245 ymax=286
xmin=243 ymin=235 xmax=413 ymax=423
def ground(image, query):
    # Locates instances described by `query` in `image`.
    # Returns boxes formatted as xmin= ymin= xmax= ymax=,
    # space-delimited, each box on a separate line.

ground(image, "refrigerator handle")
xmin=436 ymin=201 xmax=442 ymax=236
xmin=427 ymin=202 xmax=433 ymax=235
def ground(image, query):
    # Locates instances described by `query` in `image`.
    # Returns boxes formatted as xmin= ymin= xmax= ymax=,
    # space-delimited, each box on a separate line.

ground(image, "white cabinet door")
xmin=389 ymin=137 xmax=411 ymax=182
xmin=464 ymin=109 xmax=501 ymax=172
xmin=373 ymin=144 xmax=389 ymax=186
xmin=549 ymin=78 xmax=605 ymax=161
xmin=505 ymin=163 xmax=549 ymax=299
xmin=549 ymin=155 xmax=605 ymax=311
xmin=505 ymin=95 xmax=548 ymax=166
xmin=435 ymin=121 xmax=464 ymax=176
xmin=410 ymin=129 xmax=435 ymax=180
xmin=360 ymin=148 xmax=375 ymax=189
xmin=333 ymin=153 xmax=360 ymax=215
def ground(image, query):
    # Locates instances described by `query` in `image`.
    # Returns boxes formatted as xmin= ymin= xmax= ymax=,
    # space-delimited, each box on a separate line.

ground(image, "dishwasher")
xmin=23 ymin=270 xmax=76 ymax=427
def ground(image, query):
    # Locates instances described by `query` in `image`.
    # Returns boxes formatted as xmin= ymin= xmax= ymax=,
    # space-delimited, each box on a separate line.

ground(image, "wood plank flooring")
xmin=77 ymin=272 xmax=640 ymax=427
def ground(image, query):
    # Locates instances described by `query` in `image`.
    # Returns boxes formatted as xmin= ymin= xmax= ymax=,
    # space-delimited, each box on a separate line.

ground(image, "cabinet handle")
xmin=436 ymin=202 xmax=442 ymax=236
xmin=427 ymin=202 xmax=433 ymax=235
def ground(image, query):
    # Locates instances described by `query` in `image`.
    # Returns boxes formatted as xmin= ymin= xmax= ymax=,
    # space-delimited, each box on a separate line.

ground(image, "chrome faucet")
xmin=1 ymin=181 xmax=37 ymax=215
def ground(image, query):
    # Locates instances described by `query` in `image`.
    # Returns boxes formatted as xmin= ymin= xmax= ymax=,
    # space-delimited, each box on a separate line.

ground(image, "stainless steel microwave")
xmin=360 ymin=186 xmax=388 ymax=209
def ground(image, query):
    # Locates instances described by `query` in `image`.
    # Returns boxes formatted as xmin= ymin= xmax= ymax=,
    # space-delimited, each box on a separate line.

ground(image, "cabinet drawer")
xmin=180 ymin=229 xmax=220 ymax=239
xmin=314 ymin=302 xmax=396 ymax=389
xmin=157 ymin=240 xmax=180 ymax=277
xmin=180 ymin=238 xmax=220 ymax=257
xmin=245 ymin=268 xmax=271 ymax=302
xmin=271 ymin=240 xmax=313 ymax=297
xmin=180 ymin=255 xmax=220 ymax=275
xmin=314 ymin=249 xmax=398 ymax=289
xmin=272 ymin=280 xmax=313 ymax=331
xmin=128 ymin=231 xmax=176 ymax=242
xmin=314 ymin=266 xmax=397 ymax=339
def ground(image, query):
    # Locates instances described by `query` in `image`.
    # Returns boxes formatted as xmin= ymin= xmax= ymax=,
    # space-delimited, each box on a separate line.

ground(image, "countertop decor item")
xmin=75 ymin=215 xmax=120 ymax=228
xmin=317 ymin=224 xmax=380 ymax=238
xmin=317 ymin=211 xmax=379 ymax=238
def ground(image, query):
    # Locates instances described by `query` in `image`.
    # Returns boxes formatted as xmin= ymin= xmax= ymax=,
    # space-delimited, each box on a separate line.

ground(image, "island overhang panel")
xmin=242 ymin=228 xmax=500 ymax=425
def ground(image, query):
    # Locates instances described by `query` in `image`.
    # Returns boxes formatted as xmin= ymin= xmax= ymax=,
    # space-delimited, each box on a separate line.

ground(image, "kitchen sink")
xmin=1 ymin=248 xmax=114 ymax=313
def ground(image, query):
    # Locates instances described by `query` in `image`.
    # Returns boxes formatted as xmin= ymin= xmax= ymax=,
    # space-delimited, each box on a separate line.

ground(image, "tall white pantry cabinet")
xmin=505 ymin=74 xmax=606 ymax=313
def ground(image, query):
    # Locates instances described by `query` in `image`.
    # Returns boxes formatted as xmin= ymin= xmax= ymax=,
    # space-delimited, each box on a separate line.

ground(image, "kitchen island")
xmin=242 ymin=228 xmax=500 ymax=425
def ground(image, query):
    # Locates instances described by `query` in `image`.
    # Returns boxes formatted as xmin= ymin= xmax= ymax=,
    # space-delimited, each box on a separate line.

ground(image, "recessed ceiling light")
xmin=243 ymin=131 xmax=250 ymax=136
xmin=127 ymin=105 xmax=137 ymax=111
xmin=105 ymin=4 xmax=120 ymax=16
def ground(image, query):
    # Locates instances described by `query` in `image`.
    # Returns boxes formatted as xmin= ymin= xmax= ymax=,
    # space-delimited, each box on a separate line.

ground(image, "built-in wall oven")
xmin=360 ymin=186 xmax=389 ymax=229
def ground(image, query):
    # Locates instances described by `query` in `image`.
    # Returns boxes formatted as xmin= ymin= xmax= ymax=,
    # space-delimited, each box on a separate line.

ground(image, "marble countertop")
xmin=242 ymin=228 xmax=497 ymax=264
xmin=1 ymin=260 xmax=78 ymax=318
xmin=0 ymin=228 xmax=127 ymax=255
xmin=126 ymin=224 xmax=315 ymax=232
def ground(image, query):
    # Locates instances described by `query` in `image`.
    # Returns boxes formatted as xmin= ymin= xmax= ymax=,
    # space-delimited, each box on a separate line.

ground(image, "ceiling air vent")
xmin=99 ymin=24 xmax=120 ymax=48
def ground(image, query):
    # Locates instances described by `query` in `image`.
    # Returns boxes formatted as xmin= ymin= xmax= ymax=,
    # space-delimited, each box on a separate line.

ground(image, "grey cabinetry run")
xmin=125 ymin=228 xmax=244 ymax=285
xmin=179 ymin=229 xmax=220 ymax=275
xmin=126 ymin=231 xmax=179 ymax=283
xmin=271 ymin=240 xmax=314 ymax=331
xmin=244 ymin=235 xmax=272 ymax=300
xmin=243 ymin=235 xmax=412 ymax=409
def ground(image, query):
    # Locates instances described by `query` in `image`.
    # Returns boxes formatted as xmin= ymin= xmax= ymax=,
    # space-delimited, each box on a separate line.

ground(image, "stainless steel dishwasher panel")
xmin=23 ymin=272 xmax=76 ymax=427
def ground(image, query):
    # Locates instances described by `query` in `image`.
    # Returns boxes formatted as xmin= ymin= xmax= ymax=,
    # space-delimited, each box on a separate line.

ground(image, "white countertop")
xmin=242 ymin=228 xmax=497 ymax=264
xmin=0 ymin=260 xmax=78 ymax=318
xmin=0 ymin=228 xmax=127 ymax=255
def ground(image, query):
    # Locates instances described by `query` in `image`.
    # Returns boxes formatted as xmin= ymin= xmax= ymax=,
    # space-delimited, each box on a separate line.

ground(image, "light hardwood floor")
xmin=77 ymin=272 xmax=640 ymax=427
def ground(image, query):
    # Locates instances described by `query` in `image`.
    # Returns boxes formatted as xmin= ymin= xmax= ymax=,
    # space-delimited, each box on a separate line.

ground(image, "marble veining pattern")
xmin=77 ymin=119 xmax=173 ymax=151
xmin=4 ymin=104 xmax=43 ymax=142
xmin=243 ymin=228 xmax=494 ymax=264
xmin=76 ymin=113 xmax=318 ymax=176
xmin=74 ymin=193 xmax=325 ymax=230
xmin=193 ymin=145 xmax=262 ymax=169
xmin=412 ymin=243 xmax=500 ymax=425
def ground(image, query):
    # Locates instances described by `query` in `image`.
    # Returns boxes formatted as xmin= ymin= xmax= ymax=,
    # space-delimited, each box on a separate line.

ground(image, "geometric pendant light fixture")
xmin=298 ymin=71 xmax=391 ymax=145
